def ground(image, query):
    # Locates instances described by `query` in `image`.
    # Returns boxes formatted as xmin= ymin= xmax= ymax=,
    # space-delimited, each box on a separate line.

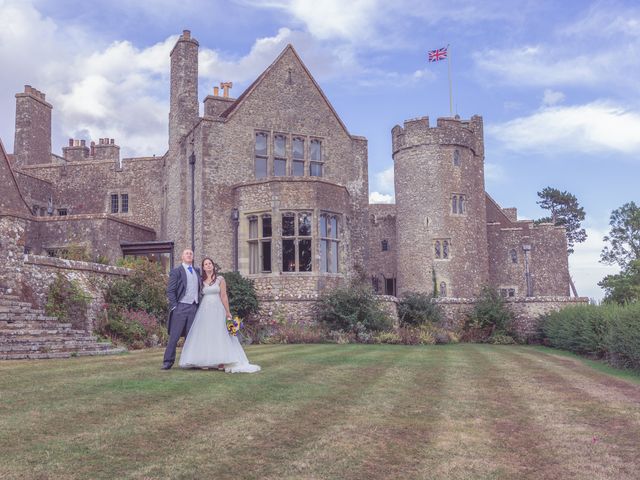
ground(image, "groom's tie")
xmin=188 ymin=266 xmax=193 ymax=274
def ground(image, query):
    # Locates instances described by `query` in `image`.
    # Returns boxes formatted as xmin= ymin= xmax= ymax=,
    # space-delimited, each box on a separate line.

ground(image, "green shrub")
xmin=45 ymin=274 xmax=91 ymax=328
xmin=465 ymin=286 xmax=513 ymax=339
xmin=317 ymin=283 xmax=392 ymax=333
xmin=606 ymin=302 xmax=640 ymax=371
xmin=541 ymin=304 xmax=612 ymax=357
xmin=219 ymin=271 xmax=259 ymax=319
xmin=397 ymin=292 xmax=442 ymax=326
xmin=374 ymin=331 xmax=403 ymax=344
xmin=488 ymin=333 xmax=516 ymax=345
xmin=106 ymin=258 xmax=168 ymax=320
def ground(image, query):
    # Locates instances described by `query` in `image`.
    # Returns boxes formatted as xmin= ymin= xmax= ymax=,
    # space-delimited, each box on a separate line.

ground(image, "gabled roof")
xmin=220 ymin=44 xmax=351 ymax=137
xmin=0 ymin=139 xmax=33 ymax=217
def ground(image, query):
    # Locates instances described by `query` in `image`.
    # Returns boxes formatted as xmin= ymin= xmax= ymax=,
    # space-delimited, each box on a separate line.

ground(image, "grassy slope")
xmin=1 ymin=344 xmax=639 ymax=480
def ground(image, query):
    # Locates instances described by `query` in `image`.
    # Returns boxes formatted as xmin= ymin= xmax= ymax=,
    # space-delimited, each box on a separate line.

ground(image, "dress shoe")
xmin=161 ymin=364 xmax=172 ymax=370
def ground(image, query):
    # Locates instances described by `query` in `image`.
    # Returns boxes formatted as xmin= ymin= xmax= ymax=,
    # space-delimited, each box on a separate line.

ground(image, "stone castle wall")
xmin=18 ymin=156 xmax=165 ymax=231
xmin=368 ymin=204 xmax=397 ymax=293
xmin=25 ymin=215 xmax=155 ymax=262
xmin=393 ymin=116 xmax=489 ymax=298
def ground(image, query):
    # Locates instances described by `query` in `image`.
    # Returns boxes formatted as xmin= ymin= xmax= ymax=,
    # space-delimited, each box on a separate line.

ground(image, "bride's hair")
xmin=201 ymin=257 xmax=217 ymax=284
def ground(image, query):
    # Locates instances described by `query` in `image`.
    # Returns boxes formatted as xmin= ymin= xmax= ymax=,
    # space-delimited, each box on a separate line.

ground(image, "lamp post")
xmin=523 ymin=244 xmax=532 ymax=297
xmin=231 ymin=208 xmax=239 ymax=272
xmin=189 ymin=150 xmax=196 ymax=254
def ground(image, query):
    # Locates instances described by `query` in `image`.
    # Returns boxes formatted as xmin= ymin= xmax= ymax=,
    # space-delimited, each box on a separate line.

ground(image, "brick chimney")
xmin=13 ymin=85 xmax=52 ymax=167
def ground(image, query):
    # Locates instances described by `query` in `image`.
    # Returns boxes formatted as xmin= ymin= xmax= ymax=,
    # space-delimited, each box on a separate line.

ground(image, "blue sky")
xmin=1 ymin=0 xmax=638 ymax=300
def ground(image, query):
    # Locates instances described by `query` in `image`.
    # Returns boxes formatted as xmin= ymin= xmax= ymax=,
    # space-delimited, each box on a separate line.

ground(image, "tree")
xmin=598 ymin=259 xmax=640 ymax=305
xmin=600 ymin=201 xmax=640 ymax=269
xmin=536 ymin=187 xmax=587 ymax=254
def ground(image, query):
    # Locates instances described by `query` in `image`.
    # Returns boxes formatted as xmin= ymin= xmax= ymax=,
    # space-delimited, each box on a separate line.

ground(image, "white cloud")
xmin=369 ymin=191 xmax=394 ymax=204
xmin=569 ymin=225 xmax=620 ymax=301
xmin=487 ymin=101 xmax=640 ymax=156
xmin=474 ymin=45 xmax=606 ymax=87
xmin=372 ymin=165 xmax=394 ymax=194
xmin=484 ymin=162 xmax=506 ymax=183
xmin=256 ymin=0 xmax=380 ymax=42
xmin=542 ymin=89 xmax=565 ymax=106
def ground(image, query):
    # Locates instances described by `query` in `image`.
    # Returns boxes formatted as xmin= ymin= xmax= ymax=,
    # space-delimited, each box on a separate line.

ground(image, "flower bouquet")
xmin=226 ymin=315 xmax=242 ymax=336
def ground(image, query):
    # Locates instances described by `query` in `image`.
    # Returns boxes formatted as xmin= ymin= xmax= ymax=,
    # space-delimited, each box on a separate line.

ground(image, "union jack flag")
xmin=428 ymin=46 xmax=448 ymax=62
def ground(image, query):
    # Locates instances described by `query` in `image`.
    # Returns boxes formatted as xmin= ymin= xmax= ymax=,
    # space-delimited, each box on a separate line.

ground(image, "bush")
xmin=219 ymin=271 xmax=259 ymax=319
xmin=97 ymin=308 xmax=168 ymax=349
xmin=262 ymin=323 xmax=329 ymax=344
xmin=397 ymin=292 xmax=442 ymax=326
xmin=488 ymin=333 xmax=516 ymax=345
xmin=107 ymin=258 xmax=168 ymax=320
xmin=465 ymin=286 xmax=513 ymax=340
xmin=45 ymin=274 xmax=91 ymax=328
xmin=541 ymin=304 xmax=612 ymax=357
xmin=606 ymin=302 xmax=640 ymax=370
xmin=317 ymin=283 xmax=392 ymax=333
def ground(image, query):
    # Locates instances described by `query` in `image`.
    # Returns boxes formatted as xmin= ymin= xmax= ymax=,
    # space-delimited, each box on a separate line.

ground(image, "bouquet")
xmin=226 ymin=315 xmax=242 ymax=336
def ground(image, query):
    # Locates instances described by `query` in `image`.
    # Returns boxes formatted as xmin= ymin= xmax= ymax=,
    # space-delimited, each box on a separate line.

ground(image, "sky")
xmin=1 ymin=0 xmax=638 ymax=300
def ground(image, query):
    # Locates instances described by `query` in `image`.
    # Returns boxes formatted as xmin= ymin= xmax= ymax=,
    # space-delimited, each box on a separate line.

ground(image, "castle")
xmin=1 ymin=30 xmax=582 ymax=334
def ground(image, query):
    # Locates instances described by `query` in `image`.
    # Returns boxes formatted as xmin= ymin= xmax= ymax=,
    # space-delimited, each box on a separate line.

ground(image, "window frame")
xmin=282 ymin=211 xmax=314 ymax=273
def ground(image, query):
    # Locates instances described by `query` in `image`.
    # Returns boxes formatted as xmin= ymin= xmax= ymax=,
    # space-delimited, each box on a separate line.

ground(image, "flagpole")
xmin=447 ymin=44 xmax=453 ymax=116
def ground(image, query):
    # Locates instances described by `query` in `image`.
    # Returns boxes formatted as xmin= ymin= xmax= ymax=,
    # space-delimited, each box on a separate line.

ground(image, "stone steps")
xmin=0 ymin=293 xmax=125 ymax=360
xmin=0 ymin=347 xmax=127 ymax=360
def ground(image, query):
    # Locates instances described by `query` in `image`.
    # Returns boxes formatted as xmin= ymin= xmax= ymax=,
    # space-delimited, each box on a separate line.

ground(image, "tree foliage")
xmin=600 ymin=201 xmax=640 ymax=269
xmin=536 ymin=187 xmax=586 ymax=254
xmin=598 ymin=259 xmax=640 ymax=305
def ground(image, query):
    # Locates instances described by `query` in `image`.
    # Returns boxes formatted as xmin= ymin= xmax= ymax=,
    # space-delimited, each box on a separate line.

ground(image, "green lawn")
xmin=1 ymin=344 xmax=639 ymax=480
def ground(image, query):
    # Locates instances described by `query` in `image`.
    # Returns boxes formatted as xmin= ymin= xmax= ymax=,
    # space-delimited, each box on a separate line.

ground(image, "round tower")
xmin=393 ymin=115 xmax=488 ymax=298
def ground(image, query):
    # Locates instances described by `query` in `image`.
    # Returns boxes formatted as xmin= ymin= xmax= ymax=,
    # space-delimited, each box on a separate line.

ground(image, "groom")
xmin=162 ymin=249 xmax=201 ymax=370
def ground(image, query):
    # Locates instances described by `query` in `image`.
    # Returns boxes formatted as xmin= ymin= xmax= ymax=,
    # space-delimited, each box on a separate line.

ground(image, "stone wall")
xmin=25 ymin=214 xmax=155 ymax=262
xmin=20 ymin=255 xmax=130 ymax=331
xmin=12 ymin=170 xmax=53 ymax=213
xmin=435 ymin=296 xmax=588 ymax=341
xmin=18 ymin=156 xmax=165 ymax=231
xmin=368 ymin=204 xmax=397 ymax=293
xmin=0 ymin=215 xmax=28 ymax=295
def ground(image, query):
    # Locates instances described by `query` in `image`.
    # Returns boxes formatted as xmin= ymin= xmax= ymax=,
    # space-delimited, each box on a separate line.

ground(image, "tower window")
xmin=121 ymin=194 xmax=129 ymax=213
xmin=510 ymin=249 xmax=518 ymax=263
xmin=434 ymin=239 xmax=451 ymax=259
xmin=440 ymin=282 xmax=447 ymax=297
xmin=381 ymin=239 xmax=389 ymax=251
xmin=453 ymin=149 xmax=460 ymax=166
xmin=451 ymin=194 xmax=466 ymax=214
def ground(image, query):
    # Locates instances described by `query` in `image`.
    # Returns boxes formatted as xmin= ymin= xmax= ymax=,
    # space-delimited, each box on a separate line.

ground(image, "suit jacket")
xmin=166 ymin=264 xmax=202 ymax=330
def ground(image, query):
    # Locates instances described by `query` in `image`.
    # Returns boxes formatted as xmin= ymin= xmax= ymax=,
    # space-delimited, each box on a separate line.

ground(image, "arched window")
xmin=381 ymin=239 xmax=388 ymax=251
xmin=443 ymin=240 xmax=449 ymax=259
xmin=434 ymin=240 xmax=441 ymax=258
xmin=440 ymin=282 xmax=447 ymax=297
xmin=510 ymin=248 xmax=518 ymax=263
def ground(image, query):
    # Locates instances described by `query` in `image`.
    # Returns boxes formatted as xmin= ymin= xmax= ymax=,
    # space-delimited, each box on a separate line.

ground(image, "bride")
xmin=179 ymin=257 xmax=260 ymax=373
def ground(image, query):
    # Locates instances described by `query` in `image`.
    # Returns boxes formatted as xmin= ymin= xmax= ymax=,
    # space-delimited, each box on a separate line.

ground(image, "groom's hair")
xmin=201 ymin=257 xmax=217 ymax=284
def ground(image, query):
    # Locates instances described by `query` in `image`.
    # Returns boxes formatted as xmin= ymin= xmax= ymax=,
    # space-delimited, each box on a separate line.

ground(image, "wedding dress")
xmin=179 ymin=276 xmax=261 ymax=373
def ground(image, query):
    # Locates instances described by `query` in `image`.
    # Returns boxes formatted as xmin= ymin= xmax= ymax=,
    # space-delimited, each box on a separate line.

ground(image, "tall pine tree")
xmin=535 ymin=187 xmax=587 ymax=255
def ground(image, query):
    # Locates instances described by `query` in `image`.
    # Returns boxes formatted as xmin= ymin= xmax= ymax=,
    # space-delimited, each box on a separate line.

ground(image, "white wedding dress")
xmin=179 ymin=276 xmax=261 ymax=373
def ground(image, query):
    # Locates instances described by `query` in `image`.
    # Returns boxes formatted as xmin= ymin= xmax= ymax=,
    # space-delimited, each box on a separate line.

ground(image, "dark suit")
xmin=162 ymin=264 xmax=201 ymax=368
